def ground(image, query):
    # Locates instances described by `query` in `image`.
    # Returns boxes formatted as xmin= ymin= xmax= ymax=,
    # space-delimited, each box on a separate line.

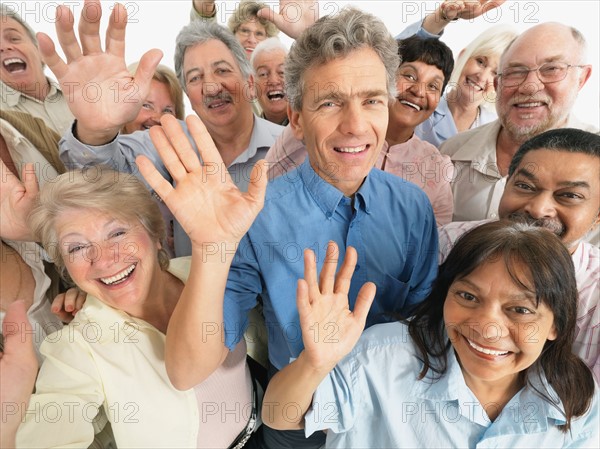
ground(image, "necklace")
xmin=472 ymin=106 xmax=481 ymax=129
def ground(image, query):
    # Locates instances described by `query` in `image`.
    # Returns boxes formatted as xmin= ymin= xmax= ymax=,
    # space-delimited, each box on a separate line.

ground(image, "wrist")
xmin=440 ymin=8 xmax=459 ymax=22
xmin=73 ymin=120 xmax=119 ymax=146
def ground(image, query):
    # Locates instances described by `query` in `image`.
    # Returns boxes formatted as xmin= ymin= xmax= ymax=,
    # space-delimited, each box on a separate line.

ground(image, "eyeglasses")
xmin=236 ymin=27 xmax=267 ymax=41
xmin=497 ymin=62 xmax=587 ymax=87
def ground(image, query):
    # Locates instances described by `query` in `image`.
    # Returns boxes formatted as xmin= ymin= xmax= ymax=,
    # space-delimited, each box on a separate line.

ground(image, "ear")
xmin=577 ymin=65 xmax=592 ymax=90
xmin=493 ymin=75 xmax=499 ymax=91
xmin=246 ymin=74 xmax=256 ymax=100
xmin=288 ymin=103 xmax=305 ymax=141
xmin=547 ymin=324 xmax=557 ymax=342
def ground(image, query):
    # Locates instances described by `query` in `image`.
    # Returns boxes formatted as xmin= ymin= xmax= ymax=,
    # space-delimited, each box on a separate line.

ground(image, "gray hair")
xmin=174 ymin=20 xmax=252 ymax=93
xmin=250 ymin=37 xmax=288 ymax=68
xmin=285 ymin=7 xmax=398 ymax=111
xmin=0 ymin=3 xmax=39 ymax=47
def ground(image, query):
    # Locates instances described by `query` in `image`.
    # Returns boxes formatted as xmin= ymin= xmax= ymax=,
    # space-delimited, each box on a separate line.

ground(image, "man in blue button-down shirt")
xmin=142 ymin=7 xmax=438 ymax=449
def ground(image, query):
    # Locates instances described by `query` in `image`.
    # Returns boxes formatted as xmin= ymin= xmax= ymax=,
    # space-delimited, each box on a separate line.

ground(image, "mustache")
xmin=508 ymin=212 xmax=565 ymax=237
xmin=203 ymin=91 xmax=234 ymax=107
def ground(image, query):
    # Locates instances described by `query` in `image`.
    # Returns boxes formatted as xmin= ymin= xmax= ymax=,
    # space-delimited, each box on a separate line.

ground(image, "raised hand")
xmin=441 ymin=0 xmax=506 ymax=21
xmin=136 ymin=115 xmax=267 ymax=248
xmin=0 ymin=301 xmax=38 ymax=448
xmin=297 ymin=242 xmax=376 ymax=372
xmin=0 ymin=161 xmax=38 ymax=241
xmin=257 ymin=0 xmax=319 ymax=39
xmin=37 ymin=0 xmax=162 ymax=145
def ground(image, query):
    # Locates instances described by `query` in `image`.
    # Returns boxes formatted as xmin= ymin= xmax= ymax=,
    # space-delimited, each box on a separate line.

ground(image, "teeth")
xmin=267 ymin=90 xmax=285 ymax=101
xmin=100 ymin=264 xmax=136 ymax=285
xmin=466 ymin=78 xmax=483 ymax=91
xmin=400 ymin=100 xmax=421 ymax=111
xmin=516 ymin=102 xmax=543 ymax=108
xmin=467 ymin=338 xmax=509 ymax=356
xmin=336 ymin=145 xmax=366 ymax=154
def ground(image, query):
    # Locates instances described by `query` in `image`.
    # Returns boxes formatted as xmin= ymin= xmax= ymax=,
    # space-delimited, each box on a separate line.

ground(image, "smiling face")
xmin=183 ymin=39 xmax=254 ymax=132
xmin=455 ymin=54 xmax=498 ymax=105
xmin=388 ymin=60 xmax=444 ymax=133
xmin=56 ymin=209 xmax=162 ymax=315
xmin=0 ymin=16 xmax=46 ymax=92
xmin=495 ymin=24 xmax=591 ymax=143
xmin=444 ymin=258 xmax=557 ymax=392
xmin=123 ymin=79 xmax=176 ymax=134
xmin=499 ymin=149 xmax=600 ymax=252
xmin=235 ymin=19 xmax=267 ymax=58
xmin=289 ymin=48 xmax=389 ymax=197
xmin=253 ymin=48 xmax=288 ymax=124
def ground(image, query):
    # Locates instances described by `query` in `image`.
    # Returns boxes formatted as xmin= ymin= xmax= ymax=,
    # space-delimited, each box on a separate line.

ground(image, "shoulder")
xmin=440 ymin=120 xmax=501 ymax=158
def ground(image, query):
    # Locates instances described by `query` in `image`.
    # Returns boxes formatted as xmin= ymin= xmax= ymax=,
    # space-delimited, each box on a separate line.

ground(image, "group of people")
xmin=1 ymin=0 xmax=598 ymax=448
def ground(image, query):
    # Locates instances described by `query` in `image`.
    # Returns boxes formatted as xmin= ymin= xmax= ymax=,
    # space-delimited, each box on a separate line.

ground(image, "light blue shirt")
xmin=416 ymin=96 xmax=498 ymax=148
xmin=223 ymin=160 xmax=438 ymax=370
xmin=306 ymin=322 xmax=599 ymax=448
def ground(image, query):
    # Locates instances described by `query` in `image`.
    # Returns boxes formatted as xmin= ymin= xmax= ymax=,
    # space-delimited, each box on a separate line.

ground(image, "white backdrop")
xmin=10 ymin=1 xmax=599 ymax=127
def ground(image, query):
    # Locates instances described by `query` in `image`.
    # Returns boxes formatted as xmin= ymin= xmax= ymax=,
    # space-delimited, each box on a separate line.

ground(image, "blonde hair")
xmin=448 ymin=24 xmax=518 ymax=105
xmin=30 ymin=168 xmax=169 ymax=283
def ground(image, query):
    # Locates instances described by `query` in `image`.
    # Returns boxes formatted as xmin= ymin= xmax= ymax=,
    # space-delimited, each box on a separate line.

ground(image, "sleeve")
xmin=265 ymin=126 xmax=308 ymax=179
xmin=304 ymin=355 xmax=359 ymax=437
xmin=222 ymin=233 xmax=263 ymax=351
xmin=429 ymin=154 xmax=455 ymax=227
xmin=395 ymin=19 xmax=444 ymax=40
xmin=16 ymin=329 xmax=105 ymax=448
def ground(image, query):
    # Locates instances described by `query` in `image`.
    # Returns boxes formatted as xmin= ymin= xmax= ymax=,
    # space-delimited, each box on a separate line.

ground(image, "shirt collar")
xmin=229 ymin=115 xmax=274 ymax=166
xmin=0 ymin=77 xmax=59 ymax=106
xmin=298 ymin=159 xmax=374 ymax=218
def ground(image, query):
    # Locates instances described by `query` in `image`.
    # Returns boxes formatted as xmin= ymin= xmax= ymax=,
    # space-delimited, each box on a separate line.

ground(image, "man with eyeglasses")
xmin=439 ymin=22 xmax=598 ymax=244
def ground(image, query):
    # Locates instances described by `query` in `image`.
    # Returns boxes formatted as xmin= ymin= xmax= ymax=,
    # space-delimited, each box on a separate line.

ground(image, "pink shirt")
xmin=266 ymin=127 xmax=455 ymax=226
xmin=439 ymin=220 xmax=600 ymax=382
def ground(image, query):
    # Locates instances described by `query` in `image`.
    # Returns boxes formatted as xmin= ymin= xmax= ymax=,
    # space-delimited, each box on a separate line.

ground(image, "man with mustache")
xmin=45 ymin=2 xmax=283 ymax=257
xmin=438 ymin=128 xmax=600 ymax=381
xmin=440 ymin=23 xmax=598 ymax=243
xmin=0 ymin=5 xmax=73 ymax=134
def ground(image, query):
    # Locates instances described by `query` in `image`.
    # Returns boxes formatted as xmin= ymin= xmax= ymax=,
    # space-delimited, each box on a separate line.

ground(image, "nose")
xmin=472 ymin=303 xmax=510 ymax=344
xmin=523 ymin=192 xmax=557 ymax=219
xmin=86 ymin=241 xmax=118 ymax=268
xmin=407 ymin=81 xmax=426 ymax=98
xmin=518 ymin=68 xmax=545 ymax=96
xmin=202 ymin=73 xmax=223 ymax=96
xmin=339 ymin=101 xmax=368 ymax=136
xmin=0 ymin=39 xmax=13 ymax=52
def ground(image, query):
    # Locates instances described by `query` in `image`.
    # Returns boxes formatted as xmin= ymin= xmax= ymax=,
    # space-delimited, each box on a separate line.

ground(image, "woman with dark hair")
xmin=262 ymin=220 xmax=598 ymax=448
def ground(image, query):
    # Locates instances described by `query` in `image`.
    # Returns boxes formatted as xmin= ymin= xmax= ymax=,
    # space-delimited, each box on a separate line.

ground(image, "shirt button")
xmin=490 ymin=213 xmax=497 ymax=219
xmin=325 ymin=212 xmax=332 ymax=219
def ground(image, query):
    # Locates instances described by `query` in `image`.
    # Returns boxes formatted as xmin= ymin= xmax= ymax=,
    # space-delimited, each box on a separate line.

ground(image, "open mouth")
xmin=266 ymin=90 xmax=285 ymax=102
xmin=514 ymin=101 xmax=545 ymax=109
xmin=99 ymin=263 xmax=136 ymax=286
xmin=3 ymin=57 xmax=27 ymax=73
xmin=465 ymin=77 xmax=484 ymax=91
xmin=334 ymin=144 xmax=369 ymax=154
xmin=466 ymin=337 xmax=510 ymax=356
xmin=399 ymin=99 xmax=422 ymax=111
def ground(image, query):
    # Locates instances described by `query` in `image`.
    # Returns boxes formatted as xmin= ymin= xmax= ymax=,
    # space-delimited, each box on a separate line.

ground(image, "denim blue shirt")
xmin=306 ymin=322 xmax=599 ymax=448
xmin=223 ymin=160 xmax=438 ymax=370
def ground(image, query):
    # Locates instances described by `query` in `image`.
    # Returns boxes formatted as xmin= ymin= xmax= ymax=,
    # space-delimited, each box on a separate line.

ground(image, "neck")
xmin=495 ymin=127 xmax=523 ymax=177
xmin=385 ymin=126 xmax=414 ymax=147
xmin=206 ymin=113 xmax=255 ymax=167
xmin=462 ymin=369 xmax=522 ymax=421
xmin=448 ymin=95 xmax=480 ymax=132
xmin=130 ymin=269 xmax=183 ymax=333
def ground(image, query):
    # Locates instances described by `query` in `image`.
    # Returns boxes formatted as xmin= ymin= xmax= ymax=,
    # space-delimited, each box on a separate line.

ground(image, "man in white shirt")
xmin=440 ymin=23 xmax=597 ymax=236
xmin=439 ymin=128 xmax=600 ymax=381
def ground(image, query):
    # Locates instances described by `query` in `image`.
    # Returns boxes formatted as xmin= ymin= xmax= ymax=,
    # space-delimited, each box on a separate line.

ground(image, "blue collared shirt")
xmin=305 ymin=322 xmax=599 ymax=448
xmin=223 ymin=160 xmax=438 ymax=369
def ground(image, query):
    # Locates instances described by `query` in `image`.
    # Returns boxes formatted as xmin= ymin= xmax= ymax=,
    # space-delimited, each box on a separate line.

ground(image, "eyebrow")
xmin=455 ymin=278 xmax=536 ymax=303
xmin=60 ymin=219 xmax=119 ymax=242
xmin=312 ymin=88 xmax=388 ymax=104
xmin=514 ymin=167 xmax=591 ymax=189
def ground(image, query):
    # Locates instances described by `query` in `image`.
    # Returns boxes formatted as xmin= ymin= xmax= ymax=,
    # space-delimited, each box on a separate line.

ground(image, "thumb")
xmin=257 ymin=7 xmax=285 ymax=30
xmin=353 ymin=282 xmax=376 ymax=324
xmin=133 ymin=48 xmax=164 ymax=99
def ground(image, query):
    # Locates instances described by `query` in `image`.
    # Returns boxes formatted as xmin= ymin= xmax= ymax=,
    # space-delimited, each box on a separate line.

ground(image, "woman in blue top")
xmin=262 ymin=220 xmax=598 ymax=448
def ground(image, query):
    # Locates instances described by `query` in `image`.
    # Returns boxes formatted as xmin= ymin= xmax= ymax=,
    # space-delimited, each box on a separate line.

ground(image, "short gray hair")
xmin=285 ymin=7 xmax=398 ymax=111
xmin=174 ymin=21 xmax=252 ymax=92
xmin=250 ymin=37 xmax=288 ymax=68
xmin=0 ymin=3 xmax=39 ymax=47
